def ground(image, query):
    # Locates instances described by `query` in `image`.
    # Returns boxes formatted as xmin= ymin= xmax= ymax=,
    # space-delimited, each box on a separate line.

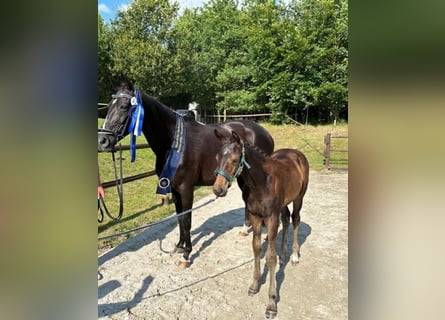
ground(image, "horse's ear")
xmin=110 ymin=72 xmax=135 ymax=91
xmin=122 ymin=74 xmax=135 ymax=91
xmin=110 ymin=74 xmax=120 ymax=90
xmin=231 ymin=131 xmax=241 ymax=144
xmin=214 ymin=129 xmax=227 ymax=145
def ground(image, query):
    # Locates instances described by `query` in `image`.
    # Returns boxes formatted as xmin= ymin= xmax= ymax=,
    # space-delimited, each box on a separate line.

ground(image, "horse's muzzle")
xmin=98 ymin=131 xmax=117 ymax=152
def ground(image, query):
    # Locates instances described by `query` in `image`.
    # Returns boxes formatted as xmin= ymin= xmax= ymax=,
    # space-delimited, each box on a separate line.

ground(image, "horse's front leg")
xmin=238 ymin=179 xmax=251 ymax=236
xmin=248 ymin=213 xmax=262 ymax=296
xmin=172 ymin=188 xmax=193 ymax=268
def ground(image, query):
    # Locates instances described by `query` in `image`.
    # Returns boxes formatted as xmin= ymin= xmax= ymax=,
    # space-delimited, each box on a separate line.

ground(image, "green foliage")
xmin=109 ymin=0 xmax=181 ymax=98
xmin=97 ymin=0 xmax=348 ymax=124
xmin=98 ymin=14 xmax=113 ymax=102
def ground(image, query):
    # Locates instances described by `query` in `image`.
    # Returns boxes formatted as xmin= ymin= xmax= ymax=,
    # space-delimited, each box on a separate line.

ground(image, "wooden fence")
xmin=324 ymin=133 xmax=348 ymax=171
xmin=99 ymin=144 xmax=155 ymax=189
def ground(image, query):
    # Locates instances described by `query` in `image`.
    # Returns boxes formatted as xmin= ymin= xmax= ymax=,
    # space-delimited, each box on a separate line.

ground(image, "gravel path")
xmin=98 ymin=170 xmax=348 ymax=319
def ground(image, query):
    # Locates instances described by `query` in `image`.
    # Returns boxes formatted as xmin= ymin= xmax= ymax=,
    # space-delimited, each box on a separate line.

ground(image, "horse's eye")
xmin=232 ymin=159 xmax=239 ymax=165
xmin=119 ymin=104 xmax=129 ymax=111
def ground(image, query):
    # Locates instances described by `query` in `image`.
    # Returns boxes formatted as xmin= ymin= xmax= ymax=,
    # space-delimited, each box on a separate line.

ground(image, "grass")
xmin=98 ymin=120 xmax=348 ymax=253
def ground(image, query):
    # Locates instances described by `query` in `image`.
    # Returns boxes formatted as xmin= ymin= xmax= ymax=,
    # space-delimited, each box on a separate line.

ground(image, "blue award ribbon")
xmin=128 ymin=89 xmax=144 ymax=162
xmin=156 ymin=114 xmax=186 ymax=195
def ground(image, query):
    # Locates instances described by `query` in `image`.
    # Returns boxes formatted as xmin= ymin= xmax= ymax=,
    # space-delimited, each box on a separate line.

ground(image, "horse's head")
xmin=98 ymin=76 xmax=136 ymax=152
xmin=213 ymin=130 xmax=250 ymax=197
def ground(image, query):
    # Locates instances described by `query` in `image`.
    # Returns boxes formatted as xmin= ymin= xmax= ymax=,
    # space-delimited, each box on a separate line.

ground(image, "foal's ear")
xmin=231 ymin=131 xmax=241 ymax=144
xmin=214 ymin=129 xmax=228 ymax=145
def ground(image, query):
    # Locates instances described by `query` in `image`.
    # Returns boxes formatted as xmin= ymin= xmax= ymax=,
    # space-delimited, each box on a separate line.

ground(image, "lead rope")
xmin=98 ymin=144 xmax=124 ymax=222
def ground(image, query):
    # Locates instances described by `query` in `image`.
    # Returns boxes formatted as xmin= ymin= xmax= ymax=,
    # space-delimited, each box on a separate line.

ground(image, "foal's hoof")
xmin=265 ymin=309 xmax=277 ymax=319
xmin=177 ymin=260 xmax=191 ymax=269
xmin=248 ymin=288 xmax=258 ymax=296
xmin=290 ymin=253 xmax=300 ymax=266
xmin=239 ymin=230 xmax=249 ymax=236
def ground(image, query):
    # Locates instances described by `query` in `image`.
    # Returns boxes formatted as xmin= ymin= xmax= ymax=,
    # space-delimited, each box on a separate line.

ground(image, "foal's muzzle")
xmin=213 ymin=172 xmax=232 ymax=197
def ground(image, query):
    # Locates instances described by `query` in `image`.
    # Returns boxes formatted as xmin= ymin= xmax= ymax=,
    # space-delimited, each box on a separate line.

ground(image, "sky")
xmin=98 ymin=0 xmax=206 ymax=22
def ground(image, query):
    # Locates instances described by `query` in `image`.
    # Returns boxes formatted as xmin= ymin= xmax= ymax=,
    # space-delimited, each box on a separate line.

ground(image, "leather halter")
xmin=98 ymin=92 xmax=135 ymax=142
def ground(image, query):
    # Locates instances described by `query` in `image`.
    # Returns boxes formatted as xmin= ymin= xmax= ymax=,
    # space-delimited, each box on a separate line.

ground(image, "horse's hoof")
xmin=239 ymin=231 xmax=249 ymax=236
xmin=173 ymin=246 xmax=185 ymax=254
xmin=265 ymin=309 xmax=277 ymax=319
xmin=291 ymin=260 xmax=300 ymax=266
xmin=177 ymin=260 xmax=191 ymax=269
xmin=248 ymin=288 xmax=258 ymax=296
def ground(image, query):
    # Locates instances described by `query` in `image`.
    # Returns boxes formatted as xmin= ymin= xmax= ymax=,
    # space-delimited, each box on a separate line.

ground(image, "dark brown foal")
xmin=213 ymin=130 xmax=309 ymax=319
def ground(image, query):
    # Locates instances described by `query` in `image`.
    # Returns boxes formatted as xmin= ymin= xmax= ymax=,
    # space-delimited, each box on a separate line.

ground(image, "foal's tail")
xmin=296 ymin=150 xmax=310 ymax=198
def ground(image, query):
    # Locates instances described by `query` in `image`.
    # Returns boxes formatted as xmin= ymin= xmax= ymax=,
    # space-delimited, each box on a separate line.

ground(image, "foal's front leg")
xmin=264 ymin=215 xmax=279 ymax=318
xmin=248 ymin=213 xmax=262 ymax=296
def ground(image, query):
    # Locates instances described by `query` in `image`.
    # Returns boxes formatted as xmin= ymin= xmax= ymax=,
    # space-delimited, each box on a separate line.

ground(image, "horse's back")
xmin=219 ymin=120 xmax=274 ymax=154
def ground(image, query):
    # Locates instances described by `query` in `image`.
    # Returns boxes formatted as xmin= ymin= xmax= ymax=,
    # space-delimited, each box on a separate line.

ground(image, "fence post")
xmin=324 ymin=133 xmax=331 ymax=170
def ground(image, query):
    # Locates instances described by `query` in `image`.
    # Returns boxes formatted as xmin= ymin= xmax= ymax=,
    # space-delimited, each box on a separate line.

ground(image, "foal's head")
xmin=213 ymin=130 xmax=250 ymax=197
xmin=98 ymin=76 xmax=136 ymax=152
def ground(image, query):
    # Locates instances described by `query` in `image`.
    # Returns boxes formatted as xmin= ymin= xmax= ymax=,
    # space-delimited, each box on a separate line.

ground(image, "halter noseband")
xmin=214 ymin=141 xmax=251 ymax=183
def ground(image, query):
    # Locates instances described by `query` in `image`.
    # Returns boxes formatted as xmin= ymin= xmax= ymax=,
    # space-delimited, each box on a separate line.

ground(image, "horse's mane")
xmin=141 ymin=92 xmax=172 ymax=112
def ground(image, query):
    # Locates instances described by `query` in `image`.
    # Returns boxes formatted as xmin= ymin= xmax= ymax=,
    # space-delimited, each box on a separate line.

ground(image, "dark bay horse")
xmin=98 ymin=77 xmax=274 ymax=268
xmin=213 ymin=130 xmax=309 ymax=319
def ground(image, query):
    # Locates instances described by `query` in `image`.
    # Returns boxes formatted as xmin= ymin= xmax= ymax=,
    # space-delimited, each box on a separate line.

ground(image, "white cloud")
xmin=98 ymin=4 xmax=111 ymax=14
xmin=118 ymin=3 xmax=131 ymax=13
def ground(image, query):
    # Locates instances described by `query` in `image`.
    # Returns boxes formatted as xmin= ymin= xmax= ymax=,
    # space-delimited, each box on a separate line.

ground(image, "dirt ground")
xmin=98 ymin=170 xmax=348 ymax=320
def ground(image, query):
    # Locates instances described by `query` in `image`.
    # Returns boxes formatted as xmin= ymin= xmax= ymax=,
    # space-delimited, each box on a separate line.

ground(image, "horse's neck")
xmin=141 ymin=94 xmax=176 ymax=157
xmin=241 ymin=146 xmax=269 ymax=187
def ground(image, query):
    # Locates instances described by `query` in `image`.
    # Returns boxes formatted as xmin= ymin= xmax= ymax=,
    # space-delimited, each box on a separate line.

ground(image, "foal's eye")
xmin=232 ymin=159 xmax=239 ymax=165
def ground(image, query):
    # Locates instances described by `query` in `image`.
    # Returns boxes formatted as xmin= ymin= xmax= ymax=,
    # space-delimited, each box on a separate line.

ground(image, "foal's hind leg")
xmin=279 ymin=207 xmax=290 ymax=265
xmin=290 ymin=199 xmax=303 ymax=266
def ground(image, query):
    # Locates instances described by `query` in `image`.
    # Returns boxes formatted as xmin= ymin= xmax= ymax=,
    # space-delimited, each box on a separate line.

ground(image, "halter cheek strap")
xmin=214 ymin=141 xmax=251 ymax=183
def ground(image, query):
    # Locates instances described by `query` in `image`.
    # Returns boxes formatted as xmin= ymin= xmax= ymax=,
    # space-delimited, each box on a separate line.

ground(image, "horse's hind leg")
xmin=279 ymin=207 xmax=290 ymax=264
xmin=238 ymin=208 xmax=251 ymax=236
xmin=290 ymin=199 xmax=303 ymax=266
xmin=238 ymin=179 xmax=251 ymax=236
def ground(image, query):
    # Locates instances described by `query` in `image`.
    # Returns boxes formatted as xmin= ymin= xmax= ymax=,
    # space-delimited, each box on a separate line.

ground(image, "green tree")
xmin=98 ymin=14 xmax=113 ymax=103
xmin=109 ymin=0 xmax=181 ymax=101
xmin=290 ymin=0 xmax=348 ymax=123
